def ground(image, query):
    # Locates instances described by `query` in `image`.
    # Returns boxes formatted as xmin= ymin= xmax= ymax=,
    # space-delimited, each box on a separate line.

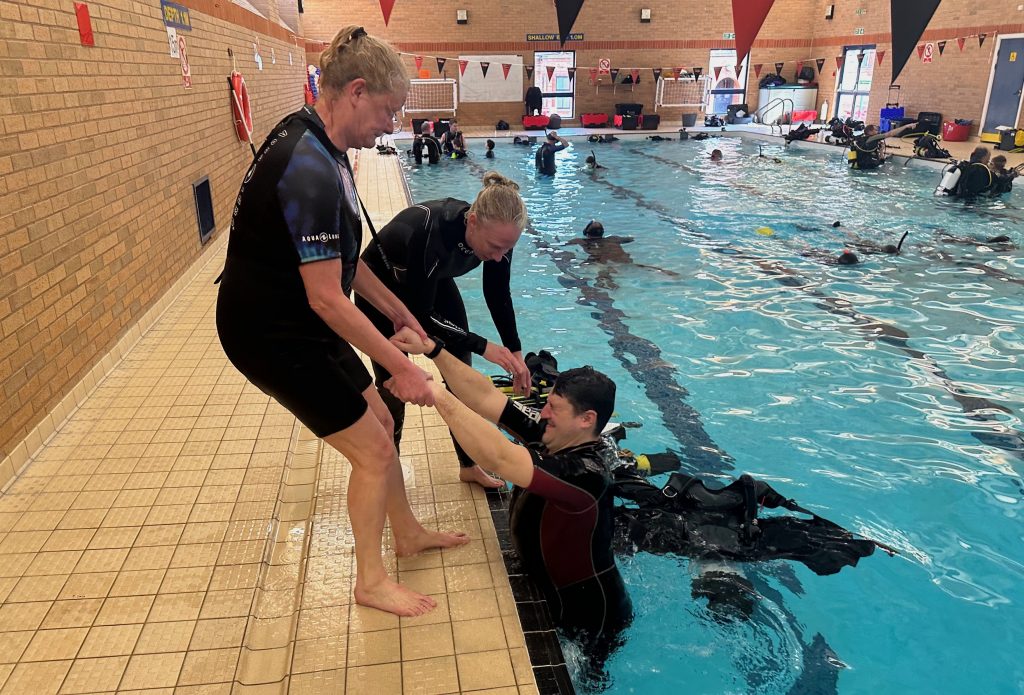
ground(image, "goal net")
xmin=655 ymin=76 xmax=711 ymax=110
xmin=404 ymin=79 xmax=458 ymax=115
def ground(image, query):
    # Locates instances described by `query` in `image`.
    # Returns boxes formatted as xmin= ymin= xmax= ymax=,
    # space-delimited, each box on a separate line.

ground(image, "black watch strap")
xmin=425 ymin=337 xmax=445 ymax=359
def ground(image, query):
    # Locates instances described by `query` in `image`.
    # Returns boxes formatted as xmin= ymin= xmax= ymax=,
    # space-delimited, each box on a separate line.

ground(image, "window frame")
xmin=834 ymin=44 xmax=877 ymax=122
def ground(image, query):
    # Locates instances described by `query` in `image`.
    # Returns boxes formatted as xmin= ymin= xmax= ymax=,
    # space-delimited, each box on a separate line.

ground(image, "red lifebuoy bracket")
xmin=229 ymin=71 xmax=253 ymax=144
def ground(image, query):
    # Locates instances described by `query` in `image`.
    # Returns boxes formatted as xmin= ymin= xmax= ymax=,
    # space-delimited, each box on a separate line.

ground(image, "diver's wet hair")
xmin=319 ymin=26 xmax=407 ymax=95
xmin=583 ymin=220 xmax=605 ymax=238
xmin=552 ymin=366 xmax=616 ymax=434
xmin=837 ymin=249 xmax=860 ymax=265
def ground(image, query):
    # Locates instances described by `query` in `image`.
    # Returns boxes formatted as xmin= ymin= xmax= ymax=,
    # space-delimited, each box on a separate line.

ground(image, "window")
xmin=534 ymin=51 xmax=575 ymax=118
xmin=835 ymin=45 xmax=876 ymax=122
xmin=192 ymin=176 xmax=215 ymax=245
xmin=705 ymin=49 xmax=748 ymax=115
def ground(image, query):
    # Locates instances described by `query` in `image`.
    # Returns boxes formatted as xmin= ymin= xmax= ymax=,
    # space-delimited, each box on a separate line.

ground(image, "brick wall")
xmin=0 ymin=0 xmax=307 ymax=461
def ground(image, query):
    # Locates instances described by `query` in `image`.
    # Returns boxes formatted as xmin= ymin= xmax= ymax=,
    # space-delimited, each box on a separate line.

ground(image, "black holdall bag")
xmin=496 ymin=120 xmax=510 ymax=130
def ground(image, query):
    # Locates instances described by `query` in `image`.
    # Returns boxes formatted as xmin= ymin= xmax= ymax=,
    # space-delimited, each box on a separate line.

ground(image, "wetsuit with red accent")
xmin=498 ymin=400 xmax=633 ymax=637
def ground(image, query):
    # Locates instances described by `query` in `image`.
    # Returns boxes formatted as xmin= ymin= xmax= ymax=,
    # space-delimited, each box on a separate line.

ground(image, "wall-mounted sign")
xmin=854 ymin=27 xmax=865 ymax=35
xmin=527 ymin=33 xmax=583 ymax=42
xmin=161 ymin=0 xmax=191 ymax=31
xmin=722 ymin=32 xmax=735 ymax=39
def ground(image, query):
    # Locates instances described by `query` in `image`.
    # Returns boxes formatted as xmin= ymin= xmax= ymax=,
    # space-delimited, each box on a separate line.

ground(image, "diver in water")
xmin=647 ymin=134 xmax=672 ymax=142
xmin=849 ymin=121 xmax=918 ymax=170
xmin=565 ymin=221 xmax=680 ymax=288
xmin=988 ymin=155 xmax=1021 ymax=195
xmin=584 ymin=154 xmax=607 ymax=171
xmin=484 ymin=139 xmax=495 ymax=159
xmin=934 ymin=230 xmax=1016 ymax=249
xmin=588 ymin=133 xmax=619 ymax=143
xmin=411 ymin=121 xmax=443 ymax=164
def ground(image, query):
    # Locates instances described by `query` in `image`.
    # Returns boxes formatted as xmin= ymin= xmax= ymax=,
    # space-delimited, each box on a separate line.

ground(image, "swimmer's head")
xmin=583 ymin=220 xmax=605 ymax=238
xmin=864 ymin=124 xmax=879 ymax=137
xmin=832 ymin=220 xmax=842 ymax=228
xmin=585 ymin=155 xmax=597 ymax=165
xmin=882 ymin=244 xmax=899 ymax=254
xmin=486 ymin=139 xmax=495 ymax=150
xmin=837 ymin=249 xmax=860 ymax=265
xmin=970 ymin=146 xmax=991 ymax=164
xmin=547 ymin=366 xmax=617 ymax=443
xmin=547 ymin=131 xmax=559 ymax=143
xmin=710 ymin=149 xmax=723 ymax=161
xmin=991 ymin=155 xmax=1007 ymax=171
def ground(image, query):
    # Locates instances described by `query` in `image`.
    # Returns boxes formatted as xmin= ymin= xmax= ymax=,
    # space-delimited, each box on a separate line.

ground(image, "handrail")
xmin=753 ymin=97 xmax=795 ymax=135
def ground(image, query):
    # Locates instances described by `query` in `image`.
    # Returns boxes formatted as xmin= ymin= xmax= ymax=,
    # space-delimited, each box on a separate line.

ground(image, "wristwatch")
xmin=425 ymin=337 xmax=445 ymax=359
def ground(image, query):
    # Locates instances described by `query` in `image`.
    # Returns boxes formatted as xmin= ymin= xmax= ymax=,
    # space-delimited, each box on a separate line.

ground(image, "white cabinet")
xmin=757 ymin=86 xmax=818 ymax=124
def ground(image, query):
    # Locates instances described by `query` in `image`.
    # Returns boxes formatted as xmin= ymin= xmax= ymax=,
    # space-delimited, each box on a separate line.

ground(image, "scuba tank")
xmin=935 ymin=162 xmax=961 ymax=196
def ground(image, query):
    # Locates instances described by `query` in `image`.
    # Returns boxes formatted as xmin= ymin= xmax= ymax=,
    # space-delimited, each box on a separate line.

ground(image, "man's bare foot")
xmin=459 ymin=464 xmax=505 ymax=489
xmin=355 ymin=578 xmax=436 ymax=617
xmin=395 ymin=528 xmax=471 ymax=557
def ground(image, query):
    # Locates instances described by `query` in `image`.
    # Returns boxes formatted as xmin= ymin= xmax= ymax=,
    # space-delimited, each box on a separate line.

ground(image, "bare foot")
xmin=395 ymin=528 xmax=471 ymax=557
xmin=355 ymin=577 xmax=436 ymax=617
xmin=459 ymin=464 xmax=505 ymax=489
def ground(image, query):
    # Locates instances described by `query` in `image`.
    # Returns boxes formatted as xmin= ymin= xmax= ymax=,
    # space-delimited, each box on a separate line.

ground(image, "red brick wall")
xmin=0 ymin=0 xmax=307 ymax=460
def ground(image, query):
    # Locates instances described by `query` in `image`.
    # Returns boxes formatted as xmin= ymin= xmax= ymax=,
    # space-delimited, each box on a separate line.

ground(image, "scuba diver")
xmin=584 ymin=154 xmax=607 ymax=171
xmin=512 ymin=135 xmax=535 ymax=146
xmin=564 ymin=221 xmax=680 ymax=289
xmin=988 ymin=154 xmax=1021 ymax=195
xmin=588 ymin=133 xmax=619 ymax=143
xmin=784 ymin=123 xmax=821 ymax=144
xmin=647 ymin=135 xmax=673 ymax=142
xmin=411 ymin=121 xmax=442 ymax=164
xmin=935 ymin=146 xmax=995 ymax=197
xmin=355 ymin=172 xmax=532 ymax=489
xmin=848 ymin=121 xmax=918 ymax=170
xmin=439 ymin=118 xmax=467 ymax=159
xmin=535 ymin=131 xmax=570 ymax=175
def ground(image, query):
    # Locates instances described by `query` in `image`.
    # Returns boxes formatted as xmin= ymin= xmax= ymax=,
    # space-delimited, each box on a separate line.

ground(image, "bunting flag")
xmin=589 ymin=67 xmax=598 ymax=84
xmin=567 ymin=67 xmax=576 ymax=83
xmin=815 ymin=57 xmax=825 ymax=73
xmin=713 ymin=66 xmax=722 ymax=81
xmin=436 ymin=57 xmax=447 ymax=73
xmin=979 ymin=33 xmax=987 ymax=47
xmin=545 ymin=65 xmax=555 ymax=82
xmin=876 ymin=49 xmax=886 ymax=65
xmin=937 ymin=40 xmax=946 ymax=55
xmin=916 ymin=44 xmax=925 ymax=60
xmin=957 ymin=36 xmax=965 ymax=51
xmin=734 ymin=64 xmax=743 ymax=77
xmin=525 ymin=65 xmax=534 ymax=79
xmin=414 ymin=55 xmax=423 ymax=70
xmin=774 ymin=61 xmax=784 ymax=74
xmin=630 ymin=68 xmax=639 ymax=83
xmin=754 ymin=63 xmax=763 ymax=78
xmin=836 ymin=55 xmax=844 ymax=70
xmin=378 ymin=0 xmax=396 ymax=25
xmin=555 ymin=0 xmax=586 ymax=46
xmin=731 ymin=0 xmax=776 ymax=67
xmin=502 ymin=63 xmax=511 ymax=79
xmin=692 ymin=66 xmax=703 ymax=79
xmin=856 ymin=51 xmax=865 ymax=65
xmin=610 ymin=67 xmax=620 ymax=82
xmin=795 ymin=61 xmax=803 ymax=76
xmin=652 ymin=67 xmax=662 ymax=81
xmin=458 ymin=59 xmax=468 ymax=76
xmin=480 ymin=61 xmax=489 ymax=77
xmin=890 ymin=0 xmax=942 ymax=84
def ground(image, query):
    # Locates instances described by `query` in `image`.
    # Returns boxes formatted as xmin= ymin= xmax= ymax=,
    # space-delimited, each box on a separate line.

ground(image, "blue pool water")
xmin=398 ymin=136 xmax=1024 ymax=694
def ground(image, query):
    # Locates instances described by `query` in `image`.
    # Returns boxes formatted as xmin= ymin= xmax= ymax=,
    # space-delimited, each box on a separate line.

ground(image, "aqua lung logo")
xmin=457 ymin=242 xmax=474 ymax=256
xmin=302 ymin=232 xmax=340 ymax=243
xmin=510 ymin=399 xmax=542 ymax=423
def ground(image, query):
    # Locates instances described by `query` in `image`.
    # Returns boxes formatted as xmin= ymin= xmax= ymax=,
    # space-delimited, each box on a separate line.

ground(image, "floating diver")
xmin=564 ymin=220 xmax=680 ymax=288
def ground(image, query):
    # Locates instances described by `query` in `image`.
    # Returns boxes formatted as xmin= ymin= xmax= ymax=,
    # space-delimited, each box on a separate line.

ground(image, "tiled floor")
xmin=0 ymin=150 xmax=537 ymax=693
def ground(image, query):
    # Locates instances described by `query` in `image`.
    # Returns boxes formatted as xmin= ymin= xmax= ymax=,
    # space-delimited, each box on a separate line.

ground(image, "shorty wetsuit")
xmin=497 ymin=399 xmax=633 ymax=638
xmin=216 ymin=105 xmax=372 ymax=436
xmin=356 ymin=199 xmax=521 ymax=465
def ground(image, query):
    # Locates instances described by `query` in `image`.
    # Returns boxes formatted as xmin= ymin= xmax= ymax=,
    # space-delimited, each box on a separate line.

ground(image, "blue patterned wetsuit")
xmin=217 ymin=105 xmax=373 ymax=436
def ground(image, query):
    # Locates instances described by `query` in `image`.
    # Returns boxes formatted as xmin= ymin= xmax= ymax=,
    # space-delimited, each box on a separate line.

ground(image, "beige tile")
xmin=21 ymin=626 xmax=89 ymax=662
xmin=120 ymin=651 xmax=186 ymax=689
xmin=188 ymin=617 xmax=248 ymax=651
xmin=94 ymin=594 xmax=155 ymax=626
xmin=448 ymin=589 xmax=501 ymax=622
xmin=0 ymin=663 xmax=12 ymax=690
xmin=58 ymin=655 xmax=130 ymax=694
xmin=344 ymin=663 xmax=400 ymax=694
xmin=444 ymin=563 xmax=495 ymax=592
xmin=177 ymin=647 xmax=240 ymax=686
xmin=25 ymin=550 xmax=84 ymax=576
xmin=40 ymin=598 xmax=105 ymax=629
xmin=346 ymin=628 xmax=400 ymax=667
xmin=296 ymin=605 xmax=347 ymax=641
xmin=2 ymin=659 xmax=73 ymax=695
xmin=160 ymin=565 xmax=214 ymax=593
xmin=292 ymin=635 xmax=347 ymax=674
xmin=198 ymin=588 xmax=254 ymax=619
xmin=398 ymin=567 xmax=446 ymax=595
xmin=74 ymin=547 xmax=130 ymax=574
xmin=42 ymin=529 xmax=96 ymax=552
xmin=0 ymin=601 xmax=52 ymax=631
xmin=237 ymin=644 xmax=290 ymax=685
xmin=77 ymin=623 xmax=143 ymax=657
xmin=456 ymin=650 xmax=516 ymax=691
xmin=8 ymin=574 xmax=68 ymax=602
xmin=508 ymin=647 xmax=535 ymax=686
xmin=400 ymin=622 xmax=455 ymax=661
xmin=109 ymin=568 xmax=167 ymax=596
xmin=135 ymin=620 xmax=196 ymax=654
xmin=0 ymin=631 xmax=34 ymax=664
xmin=148 ymin=592 xmax=206 ymax=622
xmin=347 ymin=602 xmax=399 ymax=633
xmin=289 ymin=668 xmax=346 ymax=694
xmin=453 ymin=617 xmax=508 ymax=654
xmin=402 ymin=655 xmax=460 ymax=695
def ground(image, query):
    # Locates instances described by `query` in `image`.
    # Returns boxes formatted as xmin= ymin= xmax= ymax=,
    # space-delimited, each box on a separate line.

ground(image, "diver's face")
xmin=539 ymin=392 xmax=593 ymax=451
xmin=466 ymin=213 xmax=522 ymax=262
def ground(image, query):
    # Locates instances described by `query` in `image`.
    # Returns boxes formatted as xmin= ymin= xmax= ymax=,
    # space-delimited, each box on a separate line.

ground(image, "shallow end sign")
xmin=161 ymin=0 xmax=191 ymax=31
xmin=527 ymin=33 xmax=583 ymax=42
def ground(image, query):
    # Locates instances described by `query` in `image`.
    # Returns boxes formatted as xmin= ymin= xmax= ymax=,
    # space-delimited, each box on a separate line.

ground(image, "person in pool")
xmin=710 ymin=149 xmax=723 ymax=162
xmin=584 ymin=154 xmax=607 ymax=171
xmin=564 ymin=221 xmax=679 ymax=289
xmin=535 ymin=131 xmax=570 ymax=175
xmin=848 ymin=121 xmax=918 ymax=170
xmin=484 ymin=139 xmax=495 ymax=159
xmin=387 ymin=328 xmax=632 ymax=658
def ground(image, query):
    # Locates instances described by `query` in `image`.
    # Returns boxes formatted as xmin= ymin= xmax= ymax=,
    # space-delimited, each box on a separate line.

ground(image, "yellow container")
xmin=980 ymin=131 xmax=1001 ymax=144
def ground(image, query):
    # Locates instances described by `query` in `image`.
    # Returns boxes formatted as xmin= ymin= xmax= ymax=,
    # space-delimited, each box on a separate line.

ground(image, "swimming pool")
xmin=398 ymin=135 xmax=1024 ymax=694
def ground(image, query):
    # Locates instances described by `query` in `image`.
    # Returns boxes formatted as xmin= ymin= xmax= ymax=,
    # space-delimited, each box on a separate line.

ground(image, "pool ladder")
xmin=753 ymin=97 xmax=795 ymax=136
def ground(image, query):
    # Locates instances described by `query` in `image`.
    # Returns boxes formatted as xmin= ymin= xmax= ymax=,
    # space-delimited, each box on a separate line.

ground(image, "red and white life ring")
xmin=229 ymin=71 xmax=253 ymax=144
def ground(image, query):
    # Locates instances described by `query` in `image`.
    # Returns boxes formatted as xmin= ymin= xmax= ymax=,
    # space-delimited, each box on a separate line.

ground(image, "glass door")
xmin=534 ymin=51 xmax=575 ymax=119
xmin=835 ymin=45 xmax=876 ymax=122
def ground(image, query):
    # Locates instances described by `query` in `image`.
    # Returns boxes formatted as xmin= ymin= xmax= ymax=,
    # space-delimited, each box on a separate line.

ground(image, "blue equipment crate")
xmin=879 ymin=106 xmax=905 ymax=133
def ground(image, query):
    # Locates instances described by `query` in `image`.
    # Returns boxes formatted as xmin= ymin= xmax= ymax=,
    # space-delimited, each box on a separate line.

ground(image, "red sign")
xmin=75 ymin=2 xmax=94 ymax=46
xmin=179 ymin=36 xmax=192 ymax=88
xmin=598 ymin=57 xmax=611 ymax=75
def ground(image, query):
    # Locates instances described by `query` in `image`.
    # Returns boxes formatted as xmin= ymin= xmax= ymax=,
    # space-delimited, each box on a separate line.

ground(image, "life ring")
xmin=229 ymin=71 xmax=253 ymax=144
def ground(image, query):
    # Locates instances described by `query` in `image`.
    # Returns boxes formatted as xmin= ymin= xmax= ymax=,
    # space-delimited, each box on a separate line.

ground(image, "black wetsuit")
xmin=956 ymin=162 xmax=994 ymax=197
xmin=356 ymin=199 xmax=521 ymax=466
xmin=498 ymin=400 xmax=633 ymax=641
xmin=990 ymin=171 xmax=1016 ymax=195
xmin=535 ymin=141 xmax=568 ymax=175
xmin=441 ymin=129 xmax=467 ymax=157
xmin=216 ymin=105 xmax=372 ymax=437
xmin=413 ymin=133 xmax=442 ymax=164
xmin=850 ymin=135 xmax=883 ymax=169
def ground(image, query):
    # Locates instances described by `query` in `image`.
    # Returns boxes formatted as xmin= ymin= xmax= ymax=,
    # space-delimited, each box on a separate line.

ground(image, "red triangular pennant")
xmin=937 ymin=41 xmax=946 ymax=55
xmin=815 ymin=57 xmax=825 ymax=73
xmin=458 ymin=59 xmax=468 ymax=76
xmin=979 ymin=33 xmax=987 ymax=47
xmin=916 ymin=44 xmax=925 ymax=60
xmin=546 ymin=65 xmax=555 ymax=82
xmin=713 ymin=66 xmax=722 ymax=81
xmin=630 ymin=68 xmax=639 ymax=83
xmin=876 ymin=49 xmax=886 ymax=65
xmin=795 ymin=61 xmax=803 ymax=76
xmin=378 ymin=0 xmax=395 ymax=25
xmin=731 ymin=0 xmax=777 ymax=67
xmin=589 ymin=67 xmax=598 ymax=84
xmin=502 ymin=63 xmax=511 ymax=79
xmin=480 ymin=61 xmax=489 ymax=77
xmin=568 ymin=67 xmax=576 ymax=83
xmin=436 ymin=57 xmax=447 ymax=74
xmin=754 ymin=63 xmax=763 ymax=78
xmin=957 ymin=37 xmax=966 ymax=51
xmin=414 ymin=55 xmax=423 ymax=70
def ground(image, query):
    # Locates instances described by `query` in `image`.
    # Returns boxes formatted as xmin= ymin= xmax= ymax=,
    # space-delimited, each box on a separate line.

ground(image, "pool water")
xmin=398 ymin=135 xmax=1024 ymax=694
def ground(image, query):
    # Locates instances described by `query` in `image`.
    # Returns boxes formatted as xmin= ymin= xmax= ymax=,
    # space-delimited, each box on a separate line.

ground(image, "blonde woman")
xmin=356 ymin=172 xmax=531 ymax=488
xmin=217 ymin=26 xmax=467 ymax=617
